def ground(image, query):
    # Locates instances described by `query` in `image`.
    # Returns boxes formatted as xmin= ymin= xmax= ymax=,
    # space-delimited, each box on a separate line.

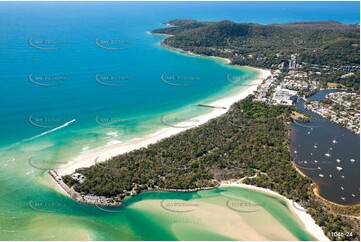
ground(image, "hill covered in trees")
xmin=152 ymin=19 xmax=360 ymax=90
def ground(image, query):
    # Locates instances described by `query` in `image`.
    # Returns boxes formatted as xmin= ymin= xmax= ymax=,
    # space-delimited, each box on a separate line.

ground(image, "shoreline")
xmin=56 ymin=51 xmax=270 ymax=176
xmin=219 ymin=181 xmax=330 ymax=241
xmin=159 ymin=40 xmax=232 ymax=65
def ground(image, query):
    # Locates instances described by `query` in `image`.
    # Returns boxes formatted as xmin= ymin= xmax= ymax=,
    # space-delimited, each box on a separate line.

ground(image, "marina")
xmin=290 ymin=90 xmax=360 ymax=205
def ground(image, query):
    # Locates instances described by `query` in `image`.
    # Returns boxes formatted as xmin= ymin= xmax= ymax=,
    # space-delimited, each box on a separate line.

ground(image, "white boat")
xmin=336 ymin=159 xmax=341 ymax=163
xmin=314 ymin=160 xmax=318 ymax=163
xmin=332 ymin=137 xmax=337 ymax=144
xmin=319 ymin=174 xmax=324 ymax=177
xmin=329 ymin=174 xmax=332 ymax=178
xmin=310 ymin=153 xmax=313 ymax=156
xmin=350 ymin=159 xmax=355 ymax=162
xmin=341 ymin=175 xmax=345 ymax=178
xmin=307 ymin=131 xmax=310 ymax=135
xmin=352 ymin=194 xmax=355 ymax=197
xmin=314 ymin=143 xmax=317 ymax=148
xmin=325 ymin=149 xmax=332 ymax=157
xmin=336 ymin=166 xmax=343 ymax=171
xmin=294 ymin=150 xmax=297 ymax=154
xmin=341 ymin=197 xmax=346 ymax=201
xmin=317 ymin=166 xmax=321 ymax=170
xmin=341 ymin=187 xmax=344 ymax=190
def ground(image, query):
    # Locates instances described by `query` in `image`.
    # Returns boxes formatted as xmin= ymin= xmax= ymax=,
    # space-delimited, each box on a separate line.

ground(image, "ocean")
xmin=0 ymin=1 xmax=359 ymax=240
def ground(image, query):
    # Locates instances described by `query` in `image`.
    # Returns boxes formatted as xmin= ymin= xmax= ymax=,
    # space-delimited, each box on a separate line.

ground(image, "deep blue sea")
xmin=0 ymin=1 xmax=359 ymax=240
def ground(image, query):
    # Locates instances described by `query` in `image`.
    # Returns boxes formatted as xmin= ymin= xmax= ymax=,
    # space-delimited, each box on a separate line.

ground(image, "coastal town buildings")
xmin=305 ymin=92 xmax=360 ymax=134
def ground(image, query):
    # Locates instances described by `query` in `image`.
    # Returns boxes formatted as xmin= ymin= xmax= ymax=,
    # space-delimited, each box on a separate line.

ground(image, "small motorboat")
xmin=325 ymin=148 xmax=332 ymax=157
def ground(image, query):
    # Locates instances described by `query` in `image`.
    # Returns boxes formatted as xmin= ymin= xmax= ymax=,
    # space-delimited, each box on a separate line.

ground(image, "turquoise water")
xmin=0 ymin=2 xmax=359 ymax=240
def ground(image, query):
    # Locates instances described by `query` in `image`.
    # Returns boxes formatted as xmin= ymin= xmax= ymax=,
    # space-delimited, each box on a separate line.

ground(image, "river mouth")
xmin=290 ymin=90 xmax=360 ymax=205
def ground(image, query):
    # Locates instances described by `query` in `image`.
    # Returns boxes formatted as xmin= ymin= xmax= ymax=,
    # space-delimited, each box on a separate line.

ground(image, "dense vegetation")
xmin=63 ymin=96 xmax=359 ymax=240
xmin=152 ymin=19 xmax=360 ymax=90
xmin=65 ymin=97 xmax=294 ymax=196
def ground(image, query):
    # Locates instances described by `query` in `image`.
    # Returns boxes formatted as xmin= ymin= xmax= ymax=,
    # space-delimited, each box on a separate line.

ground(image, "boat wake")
xmin=3 ymin=119 xmax=76 ymax=149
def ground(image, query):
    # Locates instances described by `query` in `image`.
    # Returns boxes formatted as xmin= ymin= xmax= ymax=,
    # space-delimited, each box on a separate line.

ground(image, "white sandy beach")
xmin=220 ymin=181 xmax=330 ymax=241
xmin=56 ymin=67 xmax=270 ymax=175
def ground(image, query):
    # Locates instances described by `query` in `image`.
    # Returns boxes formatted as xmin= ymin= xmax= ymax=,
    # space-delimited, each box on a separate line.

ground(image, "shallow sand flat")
xmin=27 ymin=215 xmax=91 ymax=240
xmin=19 ymin=140 xmax=55 ymax=152
xmin=220 ymin=183 xmax=329 ymax=241
xmin=128 ymin=196 xmax=300 ymax=241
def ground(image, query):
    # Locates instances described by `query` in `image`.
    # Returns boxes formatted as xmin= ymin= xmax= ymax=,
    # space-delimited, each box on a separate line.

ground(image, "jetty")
xmin=197 ymin=104 xmax=226 ymax=109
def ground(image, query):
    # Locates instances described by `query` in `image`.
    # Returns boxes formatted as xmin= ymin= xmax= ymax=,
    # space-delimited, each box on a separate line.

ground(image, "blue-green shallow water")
xmin=0 ymin=2 xmax=359 ymax=240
